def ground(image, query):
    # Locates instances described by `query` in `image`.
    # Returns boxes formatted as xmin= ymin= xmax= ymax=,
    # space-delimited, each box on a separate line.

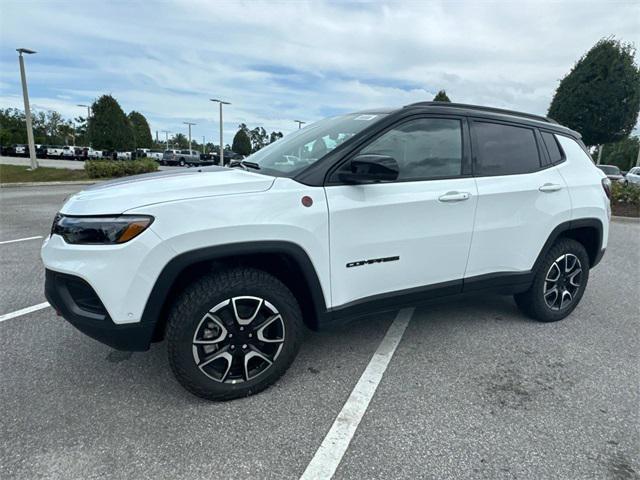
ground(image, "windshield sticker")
xmin=354 ymin=114 xmax=378 ymax=121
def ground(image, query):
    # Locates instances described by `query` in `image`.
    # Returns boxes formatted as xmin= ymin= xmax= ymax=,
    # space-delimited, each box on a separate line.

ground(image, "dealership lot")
xmin=0 ymin=155 xmax=182 ymax=172
xmin=0 ymin=185 xmax=638 ymax=480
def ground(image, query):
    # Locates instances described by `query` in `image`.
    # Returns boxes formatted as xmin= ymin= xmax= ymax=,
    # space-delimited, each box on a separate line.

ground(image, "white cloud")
xmin=0 ymin=0 xmax=638 ymax=142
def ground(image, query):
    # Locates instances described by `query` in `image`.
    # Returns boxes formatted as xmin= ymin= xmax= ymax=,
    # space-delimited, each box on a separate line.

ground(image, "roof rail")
xmin=405 ymin=101 xmax=558 ymax=124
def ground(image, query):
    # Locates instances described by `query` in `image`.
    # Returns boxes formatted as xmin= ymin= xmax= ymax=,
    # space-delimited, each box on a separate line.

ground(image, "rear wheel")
xmin=179 ymin=158 xmax=186 ymax=166
xmin=515 ymin=238 xmax=589 ymax=322
xmin=167 ymin=267 xmax=304 ymax=400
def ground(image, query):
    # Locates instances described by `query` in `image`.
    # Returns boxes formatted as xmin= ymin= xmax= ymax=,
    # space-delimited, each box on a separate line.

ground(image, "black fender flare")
xmin=140 ymin=241 xmax=329 ymax=327
xmin=532 ymin=218 xmax=604 ymax=272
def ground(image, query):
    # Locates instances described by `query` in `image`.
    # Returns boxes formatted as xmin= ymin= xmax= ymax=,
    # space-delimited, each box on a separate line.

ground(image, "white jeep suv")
xmin=42 ymin=102 xmax=611 ymax=400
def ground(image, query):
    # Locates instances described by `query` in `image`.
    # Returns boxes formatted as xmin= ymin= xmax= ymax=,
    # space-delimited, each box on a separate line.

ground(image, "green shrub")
xmin=85 ymin=159 xmax=158 ymax=179
xmin=611 ymin=181 xmax=640 ymax=206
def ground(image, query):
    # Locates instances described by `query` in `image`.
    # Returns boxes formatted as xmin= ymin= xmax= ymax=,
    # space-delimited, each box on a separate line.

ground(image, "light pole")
xmin=17 ymin=48 xmax=38 ymax=170
xmin=161 ymin=130 xmax=171 ymax=150
xmin=202 ymin=136 xmax=206 ymax=154
xmin=183 ymin=122 xmax=196 ymax=152
xmin=294 ymin=120 xmax=306 ymax=129
xmin=77 ymin=104 xmax=91 ymax=120
xmin=210 ymin=99 xmax=230 ymax=165
xmin=77 ymin=104 xmax=91 ymax=146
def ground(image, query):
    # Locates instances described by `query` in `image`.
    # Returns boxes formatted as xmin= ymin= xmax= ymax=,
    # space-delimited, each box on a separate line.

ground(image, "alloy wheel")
xmin=192 ymin=296 xmax=285 ymax=384
xmin=543 ymin=253 xmax=582 ymax=311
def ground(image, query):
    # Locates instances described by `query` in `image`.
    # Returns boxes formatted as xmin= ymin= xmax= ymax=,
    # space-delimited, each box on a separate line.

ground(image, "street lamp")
xmin=161 ymin=130 xmax=171 ymax=149
xmin=77 ymin=104 xmax=91 ymax=146
xmin=17 ymin=48 xmax=38 ymax=170
xmin=77 ymin=104 xmax=91 ymax=119
xmin=202 ymin=136 xmax=206 ymax=154
xmin=183 ymin=122 xmax=196 ymax=153
xmin=294 ymin=120 xmax=306 ymax=129
xmin=210 ymin=99 xmax=230 ymax=165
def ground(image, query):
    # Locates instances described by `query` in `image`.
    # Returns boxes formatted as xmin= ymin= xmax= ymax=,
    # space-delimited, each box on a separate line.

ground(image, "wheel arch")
xmin=533 ymin=218 xmax=604 ymax=272
xmin=142 ymin=241 xmax=329 ymax=342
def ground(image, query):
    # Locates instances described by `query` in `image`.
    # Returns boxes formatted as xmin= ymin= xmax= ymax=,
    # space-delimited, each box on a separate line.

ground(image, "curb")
xmin=611 ymin=215 xmax=640 ymax=223
xmin=0 ymin=181 xmax=96 ymax=188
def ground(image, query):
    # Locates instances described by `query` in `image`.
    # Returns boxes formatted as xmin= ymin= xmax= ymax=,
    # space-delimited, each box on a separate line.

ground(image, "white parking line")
xmin=0 ymin=302 xmax=50 ymax=323
xmin=0 ymin=235 xmax=43 ymax=245
xmin=300 ymin=307 xmax=414 ymax=480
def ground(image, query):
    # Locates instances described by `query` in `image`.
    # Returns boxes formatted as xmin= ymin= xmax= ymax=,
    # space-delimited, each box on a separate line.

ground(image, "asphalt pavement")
xmin=0 ymin=185 xmax=638 ymax=480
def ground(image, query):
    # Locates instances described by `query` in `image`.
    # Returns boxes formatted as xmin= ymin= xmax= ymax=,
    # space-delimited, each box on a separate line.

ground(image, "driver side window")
xmin=358 ymin=118 xmax=463 ymax=181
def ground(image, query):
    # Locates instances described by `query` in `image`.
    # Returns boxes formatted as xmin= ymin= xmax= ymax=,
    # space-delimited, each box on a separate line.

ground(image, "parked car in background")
xmin=87 ymin=148 xmax=102 ymax=159
xmin=61 ymin=146 xmax=76 ymax=160
xmin=147 ymin=149 xmax=164 ymax=162
xmin=161 ymin=149 xmax=180 ymax=165
xmin=136 ymin=148 xmax=150 ymax=158
xmin=75 ymin=147 xmax=93 ymax=161
xmin=162 ymin=149 xmax=200 ymax=166
xmin=47 ymin=146 xmax=65 ymax=158
xmin=14 ymin=144 xmax=27 ymax=156
xmin=597 ymin=165 xmax=626 ymax=184
xmin=36 ymin=145 xmax=49 ymax=158
xmin=626 ymin=166 xmax=640 ymax=185
xmin=116 ymin=151 xmax=132 ymax=160
xmin=1 ymin=144 xmax=16 ymax=156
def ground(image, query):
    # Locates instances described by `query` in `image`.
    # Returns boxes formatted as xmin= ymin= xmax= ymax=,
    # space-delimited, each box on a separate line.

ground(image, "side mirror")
xmin=338 ymin=154 xmax=399 ymax=184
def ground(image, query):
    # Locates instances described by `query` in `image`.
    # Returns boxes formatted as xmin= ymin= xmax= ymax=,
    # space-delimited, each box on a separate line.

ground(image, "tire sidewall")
xmin=168 ymin=272 xmax=302 ymax=399
xmin=532 ymin=239 xmax=590 ymax=322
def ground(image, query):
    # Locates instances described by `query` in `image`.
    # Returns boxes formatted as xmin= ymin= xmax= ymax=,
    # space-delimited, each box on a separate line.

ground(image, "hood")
xmin=61 ymin=166 xmax=275 ymax=215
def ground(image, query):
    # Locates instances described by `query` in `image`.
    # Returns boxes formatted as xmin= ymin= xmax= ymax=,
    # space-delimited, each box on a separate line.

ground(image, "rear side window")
xmin=473 ymin=121 xmax=540 ymax=176
xmin=541 ymin=131 xmax=564 ymax=164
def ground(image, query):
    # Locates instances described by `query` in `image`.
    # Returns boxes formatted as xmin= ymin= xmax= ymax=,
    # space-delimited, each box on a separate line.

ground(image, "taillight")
xmin=601 ymin=177 xmax=612 ymax=200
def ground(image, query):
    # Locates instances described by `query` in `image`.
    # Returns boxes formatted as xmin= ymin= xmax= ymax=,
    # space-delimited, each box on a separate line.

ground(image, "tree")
xmin=596 ymin=136 xmax=639 ymax=171
xmin=58 ymin=121 xmax=75 ymax=145
xmin=0 ymin=108 xmax=27 ymax=146
xmin=88 ymin=95 xmax=135 ymax=151
xmin=232 ymin=128 xmax=252 ymax=155
xmin=128 ymin=111 xmax=152 ymax=148
xmin=433 ymin=90 xmax=451 ymax=102
xmin=249 ymin=126 xmax=268 ymax=152
xmin=269 ymin=131 xmax=283 ymax=144
xmin=44 ymin=111 xmax=64 ymax=143
xmin=32 ymin=111 xmax=47 ymax=144
xmin=172 ymin=133 xmax=189 ymax=149
xmin=548 ymin=38 xmax=640 ymax=147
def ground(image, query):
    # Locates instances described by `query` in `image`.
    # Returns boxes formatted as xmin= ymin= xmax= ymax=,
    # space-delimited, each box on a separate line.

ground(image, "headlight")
xmin=51 ymin=214 xmax=154 ymax=245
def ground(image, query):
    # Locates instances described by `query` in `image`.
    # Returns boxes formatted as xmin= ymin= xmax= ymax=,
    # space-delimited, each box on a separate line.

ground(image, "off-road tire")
xmin=167 ymin=267 xmax=304 ymax=401
xmin=514 ymin=238 xmax=590 ymax=322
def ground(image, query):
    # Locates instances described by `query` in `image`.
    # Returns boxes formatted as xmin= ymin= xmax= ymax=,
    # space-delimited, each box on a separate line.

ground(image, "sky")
xmin=0 ymin=0 xmax=638 ymax=145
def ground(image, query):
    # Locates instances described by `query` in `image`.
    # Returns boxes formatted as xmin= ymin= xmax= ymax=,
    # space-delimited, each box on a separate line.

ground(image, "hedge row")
xmin=84 ymin=159 xmax=158 ymax=178
xmin=611 ymin=181 xmax=640 ymax=206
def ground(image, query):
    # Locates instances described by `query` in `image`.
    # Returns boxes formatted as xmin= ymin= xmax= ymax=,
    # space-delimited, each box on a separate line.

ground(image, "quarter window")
xmin=357 ymin=118 xmax=463 ymax=181
xmin=474 ymin=122 xmax=540 ymax=175
xmin=541 ymin=131 xmax=563 ymax=164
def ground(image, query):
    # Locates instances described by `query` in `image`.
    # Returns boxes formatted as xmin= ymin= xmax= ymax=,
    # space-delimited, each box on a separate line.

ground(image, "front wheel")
xmin=167 ymin=267 xmax=304 ymax=401
xmin=515 ymin=238 xmax=590 ymax=322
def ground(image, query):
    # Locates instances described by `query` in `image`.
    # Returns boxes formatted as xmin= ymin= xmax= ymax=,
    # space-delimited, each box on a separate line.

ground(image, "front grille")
xmin=64 ymin=276 xmax=107 ymax=316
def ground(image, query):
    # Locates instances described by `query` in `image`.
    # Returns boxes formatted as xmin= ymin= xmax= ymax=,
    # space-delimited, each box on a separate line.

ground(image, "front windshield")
xmin=246 ymin=113 xmax=386 ymax=177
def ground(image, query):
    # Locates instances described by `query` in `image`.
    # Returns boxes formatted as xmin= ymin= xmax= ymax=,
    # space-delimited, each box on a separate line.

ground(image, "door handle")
xmin=539 ymin=183 xmax=563 ymax=193
xmin=438 ymin=191 xmax=471 ymax=202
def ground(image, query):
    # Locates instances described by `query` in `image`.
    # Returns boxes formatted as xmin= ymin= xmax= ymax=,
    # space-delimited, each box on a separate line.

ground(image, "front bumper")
xmin=45 ymin=269 xmax=155 ymax=351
